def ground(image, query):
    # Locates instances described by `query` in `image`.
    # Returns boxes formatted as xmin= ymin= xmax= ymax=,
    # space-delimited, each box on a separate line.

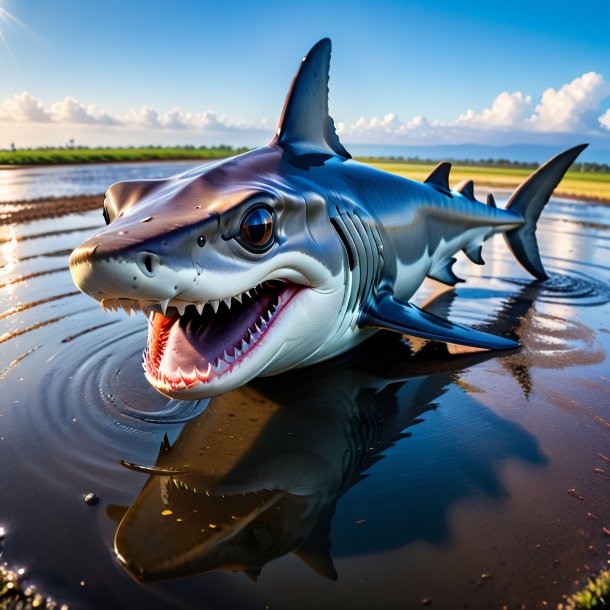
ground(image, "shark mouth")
xmin=141 ymin=280 xmax=302 ymax=392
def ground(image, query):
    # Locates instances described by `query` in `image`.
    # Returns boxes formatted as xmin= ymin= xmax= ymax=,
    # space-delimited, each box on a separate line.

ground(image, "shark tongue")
xmin=145 ymin=280 xmax=299 ymax=388
xmin=161 ymin=290 xmax=277 ymax=373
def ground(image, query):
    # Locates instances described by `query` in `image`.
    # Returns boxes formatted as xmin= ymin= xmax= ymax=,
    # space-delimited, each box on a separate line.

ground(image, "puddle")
xmin=0 ymin=189 xmax=608 ymax=609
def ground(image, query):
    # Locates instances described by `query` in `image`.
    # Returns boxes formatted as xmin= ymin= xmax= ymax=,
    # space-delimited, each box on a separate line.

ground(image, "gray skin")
xmin=69 ymin=38 xmax=586 ymax=399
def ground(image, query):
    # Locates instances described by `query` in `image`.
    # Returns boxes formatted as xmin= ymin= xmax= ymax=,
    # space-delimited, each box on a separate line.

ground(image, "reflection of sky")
xmin=0 ymin=224 xmax=18 ymax=272
xmin=332 ymin=383 xmax=545 ymax=556
xmin=0 ymin=161 xmax=203 ymax=202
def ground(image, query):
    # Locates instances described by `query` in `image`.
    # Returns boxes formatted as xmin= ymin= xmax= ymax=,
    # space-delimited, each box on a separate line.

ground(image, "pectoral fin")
xmin=360 ymin=293 xmax=519 ymax=350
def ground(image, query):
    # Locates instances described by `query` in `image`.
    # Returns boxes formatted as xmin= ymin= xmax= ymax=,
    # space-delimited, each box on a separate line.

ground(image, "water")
xmin=0 ymin=168 xmax=609 ymax=609
xmin=0 ymin=160 xmax=206 ymax=202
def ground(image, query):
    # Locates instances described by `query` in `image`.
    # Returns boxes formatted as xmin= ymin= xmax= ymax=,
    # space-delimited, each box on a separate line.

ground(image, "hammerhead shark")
xmin=111 ymin=286 xmax=546 ymax=582
xmin=69 ymin=38 xmax=586 ymax=399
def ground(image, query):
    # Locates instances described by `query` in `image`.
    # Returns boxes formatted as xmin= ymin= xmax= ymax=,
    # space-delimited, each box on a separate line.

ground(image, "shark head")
xmin=113 ymin=384 xmax=344 ymax=582
xmin=69 ymin=39 xmax=354 ymax=398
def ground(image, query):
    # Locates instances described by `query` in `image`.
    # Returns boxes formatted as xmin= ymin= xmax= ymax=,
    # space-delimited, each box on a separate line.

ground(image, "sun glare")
xmin=0 ymin=1 xmax=23 ymax=53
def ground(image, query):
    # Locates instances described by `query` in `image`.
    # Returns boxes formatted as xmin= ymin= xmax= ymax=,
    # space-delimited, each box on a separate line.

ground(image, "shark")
xmin=111 ymin=286 xmax=545 ymax=582
xmin=69 ymin=38 xmax=587 ymax=399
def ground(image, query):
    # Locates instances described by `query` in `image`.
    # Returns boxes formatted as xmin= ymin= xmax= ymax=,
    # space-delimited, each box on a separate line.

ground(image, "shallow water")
xmin=0 ymin=160 xmax=205 ymax=202
xmin=0 ymin=185 xmax=609 ymax=609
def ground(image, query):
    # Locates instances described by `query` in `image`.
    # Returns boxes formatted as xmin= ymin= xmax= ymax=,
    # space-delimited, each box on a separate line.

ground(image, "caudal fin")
xmin=504 ymin=144 xmax=587 ymax=280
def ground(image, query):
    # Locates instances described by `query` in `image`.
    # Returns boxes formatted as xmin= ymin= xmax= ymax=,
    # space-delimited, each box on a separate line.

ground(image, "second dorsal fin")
xmin=486 ymin=193 xmax=497 ymax=208
xmin=455 ymin=179 xmax=475 ymax=200
xmin=424 ymin=162 xmax=452 ymax=197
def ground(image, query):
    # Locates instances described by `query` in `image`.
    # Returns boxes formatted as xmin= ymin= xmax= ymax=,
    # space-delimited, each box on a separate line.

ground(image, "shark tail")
xmin=504 ymin=144 xmax=587 ymax=280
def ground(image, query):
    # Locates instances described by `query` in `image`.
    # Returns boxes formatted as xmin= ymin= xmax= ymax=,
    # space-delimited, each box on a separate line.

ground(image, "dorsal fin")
xmin=424 ymin=162 xmax=452 ymax=197
xmin=293 ymin=502 xmax=338 ymax=581
xmin=272 ymin=38 xmax=350 ymax=159
xmin=427 ymin=256 xmax=463 ymax=286
xmin=455 ymin=179 xmax=475 ymax=200
xmin=486 ymin=193 xmax=497 ymax=208
xmin=463 ymin=244 xmax=485 ymax=265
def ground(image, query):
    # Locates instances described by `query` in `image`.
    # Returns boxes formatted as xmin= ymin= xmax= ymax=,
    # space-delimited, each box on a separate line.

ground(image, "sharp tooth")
xmin=224 ymin=349 xmax=235 ymax=363
xmin=211 ymin=300 xmax=220 ymax=314
xmin=234 ymin=293 xmax=242 ymax=304
xmin=223 ymin=297 xmax=232 ymax=309
xmin=100 ymin=302 xmax=107 ymax=311
xmin=197 ymin=363 xmax=211 ymax=379
xmin=196 ymin=303 xmax=204 ymax=315
xmin=259 ymin=315 xmax=267 ymax=328
xmin=176 ymin=302 xmax=187 ymax=316
xmin=233 ymin=347 xmax=241 ymax=359
xmin=160 ymin=298 xmax=170 ymax=316
xmin=241 ymin=338 xmax=248 ymax=352
xmin=212 ymin=358 xmax=229 ymax=374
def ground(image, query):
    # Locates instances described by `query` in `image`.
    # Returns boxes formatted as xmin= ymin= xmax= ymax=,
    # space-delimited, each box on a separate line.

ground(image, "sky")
xmin=1 ymin=0 xmax=610 ymax=154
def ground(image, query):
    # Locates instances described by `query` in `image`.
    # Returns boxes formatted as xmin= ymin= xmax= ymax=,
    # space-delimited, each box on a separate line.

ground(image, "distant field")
xmin=1 ymin=147 xmax=608 ymax=202
xmin=0 ymin=146 xmax=246 ymax=165
xmin=362 ymin=159 xmax=610 ymax=203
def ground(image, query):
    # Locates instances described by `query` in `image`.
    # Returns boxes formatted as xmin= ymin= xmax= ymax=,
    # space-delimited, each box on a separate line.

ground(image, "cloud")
xmin=598 ymin=108 xmax=610 ymax=131
xmin=339 ymin=72 xmax=610 ymax=144
xmin=51 ymin=96 xmax=121 ymax=125
xmin=0 ymin=91 xmax=52 ymax=122
xmin=457 ymin=91 xmax=532 ymax=128
xmin=0 ymin=71 xmax=609 ymax=148
xmin=530 ymin=72 xmax=610 ymax=132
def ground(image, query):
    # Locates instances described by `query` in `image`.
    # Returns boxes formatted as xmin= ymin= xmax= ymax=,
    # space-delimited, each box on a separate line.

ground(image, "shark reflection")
xmin=113 ymin=285 xmax=554 ymax=583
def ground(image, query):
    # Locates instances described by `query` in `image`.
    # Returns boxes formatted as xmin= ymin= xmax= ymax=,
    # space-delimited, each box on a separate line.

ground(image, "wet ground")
xmin=0 ymin=178 xmax=609 ymax=609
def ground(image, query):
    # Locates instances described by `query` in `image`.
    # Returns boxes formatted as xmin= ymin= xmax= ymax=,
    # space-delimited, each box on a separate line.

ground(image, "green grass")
xmin=559 ymin=569 xmax=610 ymax=609
xmin=0 ymin=145 xmax=247 ymax=166
xmin=360 ymin=159 xmax=610 ymax=202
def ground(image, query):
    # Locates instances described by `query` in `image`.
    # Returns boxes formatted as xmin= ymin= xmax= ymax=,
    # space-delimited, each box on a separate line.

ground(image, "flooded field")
xmin=0 ymin=172 xmax=609 ymax=609
xmin=0 ymin=161 xmax=204 ymax=202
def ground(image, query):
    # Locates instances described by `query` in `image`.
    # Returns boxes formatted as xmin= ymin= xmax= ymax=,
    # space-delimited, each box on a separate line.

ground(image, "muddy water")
xmin=0 ymin=189 xmax=609 ymax=610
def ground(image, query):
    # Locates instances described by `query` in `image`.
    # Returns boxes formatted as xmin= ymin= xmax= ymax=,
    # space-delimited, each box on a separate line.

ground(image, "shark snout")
xmin=69 ymin=231 xmax=195 ymax=302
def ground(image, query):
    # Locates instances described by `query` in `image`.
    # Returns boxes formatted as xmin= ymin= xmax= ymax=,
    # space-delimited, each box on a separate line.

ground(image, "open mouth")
xmin=138 ymin=280 xmax=302 ymax=392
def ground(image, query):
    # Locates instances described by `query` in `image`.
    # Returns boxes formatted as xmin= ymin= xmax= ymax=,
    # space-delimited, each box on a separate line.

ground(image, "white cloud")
xmin=0 ymin=91 xmax=52 ymax=122
xmin=530 ymin=72 xmax=610 ymax=132
xmin=457 ymin=91 xmax=532 ymax=128
xmin=598 ymin=108 xmax=610 ymax=131
xmin=338 ymin=72 xmax=610 ymax=144
xmin=51 ymin=96 xmax=120 ymax=125
xmin=0 ymin=71 xmax=609 ymax=148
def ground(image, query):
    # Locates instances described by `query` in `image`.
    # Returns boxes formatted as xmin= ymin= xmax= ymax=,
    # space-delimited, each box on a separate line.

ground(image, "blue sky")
xmin=1 ymin=0 xmax=609 ymax=151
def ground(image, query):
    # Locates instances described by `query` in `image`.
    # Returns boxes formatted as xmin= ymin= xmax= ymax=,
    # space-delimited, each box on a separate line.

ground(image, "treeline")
xmin=368 ymin=155 xmax=610 ymax=173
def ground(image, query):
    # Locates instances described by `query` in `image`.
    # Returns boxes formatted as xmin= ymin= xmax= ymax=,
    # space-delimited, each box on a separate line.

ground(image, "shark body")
xmin=69 ymin=38 xmax=586 ymax=399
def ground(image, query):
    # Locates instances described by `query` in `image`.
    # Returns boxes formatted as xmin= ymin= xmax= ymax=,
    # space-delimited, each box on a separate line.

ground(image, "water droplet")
xmin=84 ymin=493 xmax=99 ymax=506
xmin=141 ymin=216 xmax=153 ymax=222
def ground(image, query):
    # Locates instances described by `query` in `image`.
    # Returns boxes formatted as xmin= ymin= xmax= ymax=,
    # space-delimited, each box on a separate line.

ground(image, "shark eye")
xmin=238 ymin=207 xmax=274 ymax=252
xmin=241 ymin=522 xmax=274 ymax=552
